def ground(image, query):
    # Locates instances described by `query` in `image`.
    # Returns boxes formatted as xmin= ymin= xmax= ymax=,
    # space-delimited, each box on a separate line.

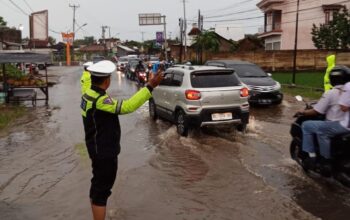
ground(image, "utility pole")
xmin=141 ymin=31 xmax=145 ymax=42
xmin=163 ymin=16 xmax=168 ymax=61
xmin=179 ymin=18 xmax=184 ymax=63
xmin=292 ymin=0 xmax=300 ymax=85
xmin=101 ymin=25 xmax=108 ymax=56
xmin=69 ymin=4 xmax=79 ymax=62
xmin=182 ymin=0 xmax=187 ymax=61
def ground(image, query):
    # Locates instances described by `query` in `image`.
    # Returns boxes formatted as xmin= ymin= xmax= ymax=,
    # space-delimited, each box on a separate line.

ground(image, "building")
xmin=0 ymin=27 xmax=22 ymax=50
xmin=116 ymin=45 xmax=136 ymax=57
xmin=257 ymin=0 xmax=350 ymax=50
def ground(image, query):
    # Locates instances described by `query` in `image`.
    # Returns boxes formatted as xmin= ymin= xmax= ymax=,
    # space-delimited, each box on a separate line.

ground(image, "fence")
xmin=184 ymin=50 xmax=350 ymax=71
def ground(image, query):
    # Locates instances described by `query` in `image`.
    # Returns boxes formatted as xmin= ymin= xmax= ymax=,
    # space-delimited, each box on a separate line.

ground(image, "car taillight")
xmin=185 ymin=90 xmax=201 ymax=100
xmin=240 ymin=88 xmax=249 ymax=97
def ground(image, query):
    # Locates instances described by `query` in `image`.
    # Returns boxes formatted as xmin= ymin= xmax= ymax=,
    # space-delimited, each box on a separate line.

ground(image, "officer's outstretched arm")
xmin=119 ymin=87 xmax=152 ymax=114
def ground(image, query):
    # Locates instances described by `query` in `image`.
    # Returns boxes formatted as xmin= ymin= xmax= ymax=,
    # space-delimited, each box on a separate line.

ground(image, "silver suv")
xmin=149 ymin=65 xmax=250 ymax=136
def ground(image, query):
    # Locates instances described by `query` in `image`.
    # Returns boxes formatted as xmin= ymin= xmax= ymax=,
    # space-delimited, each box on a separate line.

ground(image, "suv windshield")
xmin=191 ymin=71 xmax=240 ymax=88
xmin=119 ymin=58 xmax=128 ymax=62
xmin=228 ymin=64 xmax=267 ymax=77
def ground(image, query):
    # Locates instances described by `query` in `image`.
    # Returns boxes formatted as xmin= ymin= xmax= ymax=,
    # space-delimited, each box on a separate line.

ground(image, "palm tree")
xmin=193 ymin=30 xmax=220 ymax=64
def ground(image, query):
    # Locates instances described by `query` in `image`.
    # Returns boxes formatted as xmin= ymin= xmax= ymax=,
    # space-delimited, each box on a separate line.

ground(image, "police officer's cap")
xmin=83 ymin=61 xmax=93 ymax=67
xmin=87 ymin=60 xmax=116 ymax=77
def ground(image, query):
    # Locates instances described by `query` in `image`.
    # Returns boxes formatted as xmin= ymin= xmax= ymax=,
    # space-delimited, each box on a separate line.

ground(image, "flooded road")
xmin=1 ymin=66 xmax=350 ymax=220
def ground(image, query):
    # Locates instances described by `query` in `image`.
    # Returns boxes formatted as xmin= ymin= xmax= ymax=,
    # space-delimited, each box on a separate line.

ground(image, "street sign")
xmin=139 ymin=13 xmax=164 ymax=25
xmin=62 ymin=32 xmax=74 ymax=44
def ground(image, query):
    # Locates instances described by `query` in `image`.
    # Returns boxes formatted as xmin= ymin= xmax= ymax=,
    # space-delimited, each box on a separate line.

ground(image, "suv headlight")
xmin=274 ymin=81 xmax=281 ymax=90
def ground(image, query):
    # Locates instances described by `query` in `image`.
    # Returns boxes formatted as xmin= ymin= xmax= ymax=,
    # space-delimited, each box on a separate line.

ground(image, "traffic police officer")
xmin=81 ymin=60 xmax=163 ymax=220
xmin=81 ymin=61 xmax=93 ymax=95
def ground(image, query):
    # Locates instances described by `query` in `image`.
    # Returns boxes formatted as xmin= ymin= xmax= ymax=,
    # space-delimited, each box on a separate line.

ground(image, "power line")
xmin=7 ymin=0 xmax=61 ymax=35
xmin=198 ymin=0 xmax=324 ymax=21
xmin=8 ymin=0 xmax=29 ymax=16
xmin=204 ymin=0 xmax=349 ymax=23
xmin=204 ymin=8 xmax=260 ymax=19
xmin=202 ymin=0 xmax=255 ymax=15
xmin=21 ymin=0 xmax=33 ymax=12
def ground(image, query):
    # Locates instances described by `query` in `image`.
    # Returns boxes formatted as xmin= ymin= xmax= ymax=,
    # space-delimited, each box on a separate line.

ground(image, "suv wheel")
xmin=237 ymin=123 xmax=247 ymax=133
xmin=176 ymin=110 xmax=189 ymax=137
xmin=149 ymin=100 xmax=158 ymax=120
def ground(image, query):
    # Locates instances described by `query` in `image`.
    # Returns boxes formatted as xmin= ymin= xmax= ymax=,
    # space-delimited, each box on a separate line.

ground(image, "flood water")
xmin=0 ymin=66 xmax=350 ymax=220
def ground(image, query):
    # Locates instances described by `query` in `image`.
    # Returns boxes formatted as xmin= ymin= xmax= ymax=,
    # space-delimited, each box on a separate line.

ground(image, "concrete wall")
xmin=186 ymin=50 xmax=350 ymax=71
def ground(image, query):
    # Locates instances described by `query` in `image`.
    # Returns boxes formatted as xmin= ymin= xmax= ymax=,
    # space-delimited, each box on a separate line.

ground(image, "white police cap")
xmin=87 ymin=60 xmax=116 ymax=77
xmin=83 ymin=61 xmax=93 ymax=67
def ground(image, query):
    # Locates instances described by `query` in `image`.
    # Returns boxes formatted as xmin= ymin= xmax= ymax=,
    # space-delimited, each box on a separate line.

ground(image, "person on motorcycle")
xmin=300 ymin=66 xmax=350 ymax=167
xmin=135 ymin=60 xmax=145 ymax=73
xmin=135 ymin=60 xmax=145 ymax=83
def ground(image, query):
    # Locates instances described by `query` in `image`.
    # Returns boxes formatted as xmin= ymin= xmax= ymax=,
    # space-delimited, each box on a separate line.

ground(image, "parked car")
xmin=149 ymin=65 xmax=250 ymax=136
xmin=205 ymin=60 xmax=283 ymax=105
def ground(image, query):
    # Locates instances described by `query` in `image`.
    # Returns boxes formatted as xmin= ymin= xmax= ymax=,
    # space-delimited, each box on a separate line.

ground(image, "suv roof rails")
xmin=171 ymin=65 xmax=195 ymax=71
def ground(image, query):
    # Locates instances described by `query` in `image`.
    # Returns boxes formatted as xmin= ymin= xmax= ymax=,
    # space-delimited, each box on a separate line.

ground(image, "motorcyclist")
xmin=300 ymin=66 xmax=350 ymax=168
xmin=135 ymin=60 xmax=145 ymax=73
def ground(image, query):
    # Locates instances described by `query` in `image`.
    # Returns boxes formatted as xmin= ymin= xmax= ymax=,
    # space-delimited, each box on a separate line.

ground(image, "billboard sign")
xmin=29 ymin=10 xmax=49 ymax=47
xmin=139 ymin=13 xmax=164 ymax=25
xmin=156 ymin=32 xmax=164 ymax=43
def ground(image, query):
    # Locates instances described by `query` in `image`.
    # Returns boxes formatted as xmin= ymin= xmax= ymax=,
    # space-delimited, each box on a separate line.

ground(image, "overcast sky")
xmin=1 ymin=0 xmax=263 ymax=42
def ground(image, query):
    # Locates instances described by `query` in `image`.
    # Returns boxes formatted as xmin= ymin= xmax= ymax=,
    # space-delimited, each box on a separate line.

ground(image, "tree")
xmin=74 ymin=36 xmax=95 ymax=47
xmin=48 ymin=36 xmax=56 ymax=46
xmin=193 ymin=30 xmax=220 ymax=64
xmin=0 ymin=16 xmax=7 ymax=26
xmin=311 ymin=8 xmax=350 ymax=49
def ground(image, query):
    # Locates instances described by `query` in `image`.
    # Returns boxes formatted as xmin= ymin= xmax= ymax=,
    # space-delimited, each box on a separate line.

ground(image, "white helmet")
xmin=87 ymin=60 xmax=116 ymax=77
xmin=83 ymin=61 xmax=93 ymax=67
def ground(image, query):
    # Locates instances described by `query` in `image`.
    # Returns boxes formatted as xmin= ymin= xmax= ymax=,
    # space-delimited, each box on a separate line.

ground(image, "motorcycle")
xmin=290 ymin=96 xmax=350 ymax=187
xmin=137 ymin=70 xmax=147 ymax=86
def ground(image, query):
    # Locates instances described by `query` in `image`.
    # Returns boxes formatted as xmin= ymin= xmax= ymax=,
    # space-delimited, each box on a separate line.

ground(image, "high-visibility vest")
xmin=324 ymin=55 xmax=336 ymax=92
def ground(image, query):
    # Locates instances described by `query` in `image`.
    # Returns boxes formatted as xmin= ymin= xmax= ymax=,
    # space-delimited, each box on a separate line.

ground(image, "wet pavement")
xmin=1 ymin=66 xmax=350 ymax=220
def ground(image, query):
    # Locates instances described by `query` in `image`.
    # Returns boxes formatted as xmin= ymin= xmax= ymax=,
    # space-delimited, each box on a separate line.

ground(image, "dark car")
xmin=92 ymin=56 xmax=105 ymax=63
xmin=205 ymin=60 xmax=283 ymax=105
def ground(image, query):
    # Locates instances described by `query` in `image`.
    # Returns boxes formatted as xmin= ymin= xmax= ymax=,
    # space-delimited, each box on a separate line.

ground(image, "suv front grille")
xmin=249 ymin=84 xmax=279 ymax=92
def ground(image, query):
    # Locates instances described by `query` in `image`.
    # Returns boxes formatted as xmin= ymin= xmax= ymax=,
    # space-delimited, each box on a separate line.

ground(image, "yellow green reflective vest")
xmin=324 ymin=55 xmax=336 ymax=92
xmin=81 ymin=71 xmax=91 ymax=95
xmin=81 ymin=85 xmax=152 ymax=158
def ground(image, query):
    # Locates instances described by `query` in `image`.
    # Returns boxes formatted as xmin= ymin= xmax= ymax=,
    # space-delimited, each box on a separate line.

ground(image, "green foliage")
xmin=0 ymin=16 xmax=7 ymax=26
xmin=3 ymin=64 xmax=24 ymax=80
xmin=193 ymin=31 xmax=220 ymax=53
xmin=272 ymin=71 xmax=324 ymax=88
xmin=0 ymin=106 xmax=25 ymax=130
xmin=229 ymin=39 xmax=238 ymax=52
xmin=74 ymin=36 xmax=95 ymax=47
xmin=48 ymin=36 xmax=56 ymax=46
xmin=124 ymin=40 xmax=142 ymax=49
xmin=311 ymin=8 xmax=350 ymax=49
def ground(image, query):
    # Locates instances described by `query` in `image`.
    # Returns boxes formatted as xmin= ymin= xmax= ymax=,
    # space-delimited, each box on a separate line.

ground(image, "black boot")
xmin=302 ymin=157 xmax=317 ymax=171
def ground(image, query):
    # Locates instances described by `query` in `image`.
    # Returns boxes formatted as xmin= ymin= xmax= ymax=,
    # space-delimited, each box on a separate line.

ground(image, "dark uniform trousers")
xmin=81 ymin=85 xmax=152 ymax=206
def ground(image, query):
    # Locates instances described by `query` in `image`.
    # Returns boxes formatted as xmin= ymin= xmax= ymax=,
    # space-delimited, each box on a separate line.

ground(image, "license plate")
xmin=259 ymin=99 xmax=272 ymax=104
xmin=211 ymin=112 xmax=232 ymax=121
